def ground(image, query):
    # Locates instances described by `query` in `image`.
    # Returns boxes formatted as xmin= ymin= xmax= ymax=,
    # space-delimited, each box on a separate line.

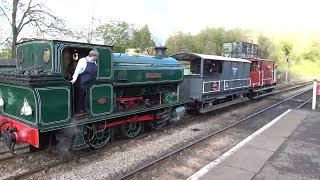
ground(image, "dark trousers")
xmin=79 ymin=82 xmax=88 ymax=113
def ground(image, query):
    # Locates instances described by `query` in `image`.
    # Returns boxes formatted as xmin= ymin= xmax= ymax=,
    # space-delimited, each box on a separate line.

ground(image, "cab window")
xmin=62 ymin=47 xmax=92 ymax=80
xmin=250 ymin=61 xmax=259 ymax=72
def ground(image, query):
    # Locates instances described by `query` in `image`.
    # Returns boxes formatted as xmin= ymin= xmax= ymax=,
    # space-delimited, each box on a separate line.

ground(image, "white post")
xmin=312 ymin=79 xmax=317 ymax=110
xmin=285 ymin=56 xmax=289 ymax=84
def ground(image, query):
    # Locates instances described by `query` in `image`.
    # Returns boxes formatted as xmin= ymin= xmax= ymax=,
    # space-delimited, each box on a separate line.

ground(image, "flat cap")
xmin=89 ymin=50 xmax=99 ymax=56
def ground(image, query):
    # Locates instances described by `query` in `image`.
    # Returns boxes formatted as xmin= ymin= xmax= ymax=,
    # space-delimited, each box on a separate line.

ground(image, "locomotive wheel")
xmin=121 ymin=121 xmax=142 ymax=138
xmin=86 ymin=123 xmax=111 ymax=149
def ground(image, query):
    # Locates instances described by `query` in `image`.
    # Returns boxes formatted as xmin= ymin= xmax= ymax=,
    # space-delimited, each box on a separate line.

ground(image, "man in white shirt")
xmin=71 ymin=50 xmax=99 ymax=114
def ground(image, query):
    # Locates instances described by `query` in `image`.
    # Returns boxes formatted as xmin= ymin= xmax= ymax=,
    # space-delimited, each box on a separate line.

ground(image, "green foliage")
xmin=195 ymin=27 xmax=225 ymax=54
xmin=165 ymin=28 xmax=248 ymax=55
xmin=97 ymin=21 xmax=155 ymax=53
xmin=302 ymin=41 xmax=320 ymax=62
xmin=279 ymin=60 xmax=320 ymax=78
xmin=165 ymin=31 xmax=197 ymax=55
xmin=0 ymin=48 xmax=11 ymax=59
xmin=0 ymin=43 xmax=12 ymax=59
xmin=130 ymin=25 xmax=155 ymax=49
xmin=280 ymin=41 xmax=293 ymax=56
xmin=97 ymin=21 xmax=133 ymax=52
xmin=89 ymin=20 xmax=320 ymax=78
xmin=257 ymin=34 xmax=275 ymax=59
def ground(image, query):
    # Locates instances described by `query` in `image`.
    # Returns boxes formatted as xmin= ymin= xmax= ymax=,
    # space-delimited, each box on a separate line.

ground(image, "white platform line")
xmin=187 ymin=109 xmax=292 ymax=180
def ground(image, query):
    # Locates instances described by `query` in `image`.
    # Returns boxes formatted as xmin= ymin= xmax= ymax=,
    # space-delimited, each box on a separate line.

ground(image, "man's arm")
xmin=71 ymin=58 xmax=86 ymax=84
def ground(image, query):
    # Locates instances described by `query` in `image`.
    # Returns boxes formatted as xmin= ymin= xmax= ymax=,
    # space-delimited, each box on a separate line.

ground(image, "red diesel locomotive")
xmin=248 ymin=58 xmax=276 ymax=97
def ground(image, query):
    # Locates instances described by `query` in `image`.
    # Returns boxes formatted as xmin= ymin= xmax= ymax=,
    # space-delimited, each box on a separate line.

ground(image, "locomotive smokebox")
xmin=154 ymin=46 xmax=167 ymax=57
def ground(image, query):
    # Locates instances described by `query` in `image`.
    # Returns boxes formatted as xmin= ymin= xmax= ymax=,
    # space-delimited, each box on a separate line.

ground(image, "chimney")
xmin=154 ymin=47 xmax=167 ymax=57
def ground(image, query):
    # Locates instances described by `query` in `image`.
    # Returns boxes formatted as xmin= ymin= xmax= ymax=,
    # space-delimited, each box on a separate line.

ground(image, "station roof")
xmin=171 ymin=52 xmax=251 ymax=63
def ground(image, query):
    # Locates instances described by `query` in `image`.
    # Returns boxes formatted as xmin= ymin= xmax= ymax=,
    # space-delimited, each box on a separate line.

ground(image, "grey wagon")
xmin=171 ymin=52 xmax=251 ymax=113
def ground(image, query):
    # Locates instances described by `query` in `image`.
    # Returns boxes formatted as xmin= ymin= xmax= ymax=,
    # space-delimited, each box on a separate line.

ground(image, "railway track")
xmin=297 ymin=96 xmax=312 ymax=109
xmin=1 ymin=83 xmax=312 ymax=180
xmin=115 ymin=87 xmax=313 ymax=180
xmin=1 ymin=131 xmax=153 ymax=180
xmin=0 ymin=146 xmax=29 ymax=156
xmin=0 ymin=151 xmax=30 ymax=163
xmin=0 ymin=146 xmax=31 ymax=166
xmin=257 ymin=80 xmax=312 ymax=99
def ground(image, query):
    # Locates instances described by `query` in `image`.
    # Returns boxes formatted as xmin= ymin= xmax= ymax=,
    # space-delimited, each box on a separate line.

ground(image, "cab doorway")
xmin=62 ymin=47 xmax=92 ymax=116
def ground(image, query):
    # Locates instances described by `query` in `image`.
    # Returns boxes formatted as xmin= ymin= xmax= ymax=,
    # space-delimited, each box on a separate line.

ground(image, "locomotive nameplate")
xmin=146 ymin=73 xmax=162 ymax=79
xmin=203 ymin=81 xmax=221 ymax=94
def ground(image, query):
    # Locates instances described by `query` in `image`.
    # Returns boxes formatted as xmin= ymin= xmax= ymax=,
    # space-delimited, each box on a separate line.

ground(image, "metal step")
xmin=252 ymin=86 xmax=275 ymax=92
xmin=252 ymin=91 xmax=275 ymax=99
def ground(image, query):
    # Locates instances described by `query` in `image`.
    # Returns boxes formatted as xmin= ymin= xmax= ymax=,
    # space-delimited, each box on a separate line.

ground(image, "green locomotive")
xmin=0 ymin=40 xmax=186 ymax=152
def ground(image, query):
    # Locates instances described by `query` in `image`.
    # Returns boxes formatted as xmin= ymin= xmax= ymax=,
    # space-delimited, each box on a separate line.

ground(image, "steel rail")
xmin=115 ymin=88 xmax=312 ymax=180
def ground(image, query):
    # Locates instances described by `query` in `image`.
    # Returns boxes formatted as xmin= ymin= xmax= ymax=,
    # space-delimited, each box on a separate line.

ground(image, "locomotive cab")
xmin=247 ymin=58 xmax=276 ymax=95
xmin=0 ymin=40 xmax=114 ymax=151
xmin=0 ymin=39 xmax=113 ymax=133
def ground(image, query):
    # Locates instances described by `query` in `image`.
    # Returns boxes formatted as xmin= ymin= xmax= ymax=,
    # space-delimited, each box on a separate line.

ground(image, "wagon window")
xmin=180 ymin=60 xmax=191 ymax=75
xmin=250 ymin=61 xmax=259 ymax=72
xmin=203 ymin=59 xmax=222 ymax=76
xmin=190 ymin=58 xmax=201 ymax=75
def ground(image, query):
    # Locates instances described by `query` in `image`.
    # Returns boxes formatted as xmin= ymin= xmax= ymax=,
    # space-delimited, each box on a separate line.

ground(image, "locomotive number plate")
xmin=146 ymin=73 xmax=162 ymax=79
xmin=211 ymin=82 xmax=219 ymax=91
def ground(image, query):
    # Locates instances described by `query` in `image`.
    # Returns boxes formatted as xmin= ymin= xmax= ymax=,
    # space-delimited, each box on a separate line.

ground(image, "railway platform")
xmin=188 ymin=109 xmax=320 ymax=180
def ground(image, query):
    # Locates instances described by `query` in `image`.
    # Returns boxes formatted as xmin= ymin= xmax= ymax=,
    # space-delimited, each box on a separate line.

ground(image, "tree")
xmin=97 ymin=21 xmax=133 ymax=52
xmin=165 ymin=31 xmax=197 ymax=55
xmin=72 ymin=18 xmax=102 ymax=44
xmin=130 ymin=25 xmax=155 ymax=49
xmin=0 ymin=42 xmax=11 ymax=59
xmin=303 ymin=41 xmax=320 ymax=62
xmin=280 ymin=41 xmax=293 ymax=56
xmin=194 ymin=27 xmax=225 ymax=54
xmin=195 ymin=27 xmax=248 ymax=55
xmin=223 ymin=28 xmax=248 ymax=42
xmin=0 ymin=28 xmax=11 ymax=58
xmin=0 ymin=0 xmax=71 ymax=58
xmin=257 ymin=34 xmax=275 ymax=59
xmin=166 ymin=28 xmax=248 ymax=55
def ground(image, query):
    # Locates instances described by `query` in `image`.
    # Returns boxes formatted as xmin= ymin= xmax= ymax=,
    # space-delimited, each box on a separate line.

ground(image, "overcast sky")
xmin=1 ymin=0 xmax=320 ymax=44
